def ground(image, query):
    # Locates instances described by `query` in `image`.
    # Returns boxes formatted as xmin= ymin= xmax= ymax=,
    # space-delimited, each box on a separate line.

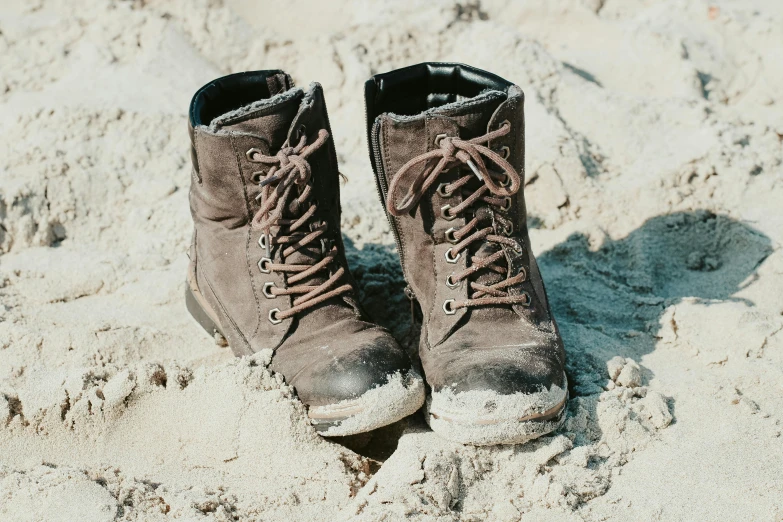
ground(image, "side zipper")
xmin=370 ymin=119 xmax=409 ymax=280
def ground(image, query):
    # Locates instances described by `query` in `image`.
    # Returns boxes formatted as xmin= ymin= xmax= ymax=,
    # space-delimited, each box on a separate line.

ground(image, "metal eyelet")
xmin=257 ymin=257 xmax=271 ymax=273
xmin=441 ymin=204 xmax=456 ymax=221
xmin=500 ymin=197 xmax=512 ymax=211
xmin=443 ymin=299 xmax=456 ymax=315
xmin=445 ymin=227 xmax=458 ymax=244
xmin=246 ymin=148 xmax=262 ymax=161
xmin=434 ymin=133 xmax=448 ymax=147
xmin=446 ymin=274 xmax=460 ymax=288
xmin=499 ymin=120 xmax=511 ymax=131
xmin=499 ymin=174 xmax=511 ymax=187
xmin=500 ymin=146 xmax=510 ymax=159
xmin=512 ymin=241 xmax=524 ymax=253
xmin=268 ymin=308 xmax=282 ymax=324
xmin=251 ymin=170 xmax=265 ymax=183
xmin=518 ymin=266 xmax=527 ymax=281
xmin=296 ymin=124 xmax=307 ymax=139
xmin=258 ymin=233 xmax=267 ymax=250
xmin=436 ymin=183 xmax=452 ymax=198
xmin=445 ymin=248 xmax=461 ymax=264
xmin=520 ymin=291 xmax=531 ymax=306
xmin=500 ymin=222 xmax=514 ymax=236
xmin=262 ymin=281 xmax=276 ymax=299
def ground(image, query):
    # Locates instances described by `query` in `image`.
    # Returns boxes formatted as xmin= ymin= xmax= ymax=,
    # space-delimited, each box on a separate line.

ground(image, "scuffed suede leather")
xmin=366 ymin=63 xmax=566 ymax=398
xmin=189 ymin=71 xmax=417 ymax=407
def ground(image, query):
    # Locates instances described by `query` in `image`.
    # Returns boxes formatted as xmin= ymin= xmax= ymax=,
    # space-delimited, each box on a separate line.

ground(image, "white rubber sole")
xmin=310 ymin=370 xmax=426 ymax=437
xmin=426 ymin=374 xmax=569 ymax=446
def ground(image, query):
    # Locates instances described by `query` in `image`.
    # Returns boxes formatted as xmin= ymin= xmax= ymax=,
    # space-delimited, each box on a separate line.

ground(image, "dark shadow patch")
xmin=540 ymin=210 xmax=772 ymax=399
xmin=331 ymin=417 xmax=417 ymax=464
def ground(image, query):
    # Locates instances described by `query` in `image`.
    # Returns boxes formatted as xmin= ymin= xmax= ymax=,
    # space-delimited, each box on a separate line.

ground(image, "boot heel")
xmin=185 ymin=284 xmax=228 ymax=347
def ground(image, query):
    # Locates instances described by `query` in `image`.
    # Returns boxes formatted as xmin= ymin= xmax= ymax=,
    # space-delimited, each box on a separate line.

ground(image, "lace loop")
xmin=387 ymin=122 xmax=519 ymax=217
xmin=248 ymin=129 xmax=351 ymax=322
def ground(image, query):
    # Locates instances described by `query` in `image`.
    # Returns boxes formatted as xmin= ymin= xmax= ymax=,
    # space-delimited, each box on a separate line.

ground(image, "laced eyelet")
xmin=257 ymin=257 xmax=272 ymax=273
xmin=258 ymin=233 xmax=268 ymax=250
xmin=499 ymin=174 xmax=511 ymax=187
xmin=498 ymin=120 xmax=511 ymax=131
xmin=296 ymin=124 xmax=307 ymax=139
xmin=500 ymin=197 xmax=512 ymax=212
xmin=500 ymin=222 xmax=514 ymax=236
xmin=434 ymin=133 xmax=448 ymax=147
xmin=262 ymin=281 xmax=276 ymax=299
xmin=436 ymin=182 xmax=452 ymax=198
xmin=441 ymin=204 xmax=456 ymax=221
xmin=500 ymin=146 xmax=510 ymax=159
xmin=512 ymin=241 xmax=524 ymax=253
xmin=246 ymin=148 xmax=262 ymax=162
xmin=251 ymin=170 xmax=265 ymax=183
xmin=445 ymin=248 xmax=461 ymax=263
xmin=520 ymin=291 xmax=531 ymax=306
xmin=443 ymin=299 xmax=456 ymax=315
xmin=446 ymin=274 xmax=460 ymax=288
xmin=518 ymin=266 xmax=527 ymax=281
xmin=444 ymin=227 xmax=458 ymax=244
xmin=268 ymin=308 xmax=282 ymax=324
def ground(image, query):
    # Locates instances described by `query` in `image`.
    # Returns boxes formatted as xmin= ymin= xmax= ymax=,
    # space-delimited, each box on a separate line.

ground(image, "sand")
xmin=1 ymin=0 xmax=782 ymax=520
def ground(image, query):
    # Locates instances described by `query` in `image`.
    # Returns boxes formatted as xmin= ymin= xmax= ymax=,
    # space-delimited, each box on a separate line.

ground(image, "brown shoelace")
xmin=386 ymin=122 xmax=530 ymax=312
xmin=247 ymin=129 xmax=351 ymax=322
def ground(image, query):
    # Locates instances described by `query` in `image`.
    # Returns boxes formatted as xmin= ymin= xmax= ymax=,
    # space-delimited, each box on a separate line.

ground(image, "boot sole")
xmin=185 ymin=283 xmax=426 ymax=436
xmin=425 ymin=374 xmax=569 ymax=446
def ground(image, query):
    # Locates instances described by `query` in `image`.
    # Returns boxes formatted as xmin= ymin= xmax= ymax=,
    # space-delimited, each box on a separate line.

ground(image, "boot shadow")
xmin=342 ymin=237 xmax=415 ymax=346
xmin=336 ymin=211 xmax=772 ymax=459
xmin=540 ymin=210 xmax=772 ymax=401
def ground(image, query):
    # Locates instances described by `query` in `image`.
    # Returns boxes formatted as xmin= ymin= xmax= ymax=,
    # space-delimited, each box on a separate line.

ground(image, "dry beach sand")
xmin=1 ymin=0 xmax=783 ymax=520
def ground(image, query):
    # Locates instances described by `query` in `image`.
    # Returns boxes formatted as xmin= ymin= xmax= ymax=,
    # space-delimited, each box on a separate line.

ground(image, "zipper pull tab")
xmin=403 ymin=285 xmax=418 ymax=341
xmin=404 ymin=285 xmax=416 ymax=321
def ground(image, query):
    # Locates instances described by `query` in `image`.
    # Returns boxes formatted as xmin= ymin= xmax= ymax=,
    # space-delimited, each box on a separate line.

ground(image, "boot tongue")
xmin=428 ymin=91 xmax=509 ymax=280
xmin=210 ymin=87 xmax=305 ymax=152
xmin=428 ymin=91 xmax=512 ymax=306
xmin=265 ymin=84 xmax=332 ymax=299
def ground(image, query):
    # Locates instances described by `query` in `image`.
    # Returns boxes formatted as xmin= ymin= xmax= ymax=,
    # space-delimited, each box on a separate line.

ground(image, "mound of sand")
xmin=1 ymin=0 xmax=782 ymax=520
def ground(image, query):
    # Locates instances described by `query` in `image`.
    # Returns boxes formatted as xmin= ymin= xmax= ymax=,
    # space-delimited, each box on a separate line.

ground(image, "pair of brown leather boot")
xmin=186 ymin=63 xmax=567 ymax=446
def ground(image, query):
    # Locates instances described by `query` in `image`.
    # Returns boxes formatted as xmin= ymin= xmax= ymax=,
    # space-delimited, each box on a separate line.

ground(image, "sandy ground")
xmin=1 ymin=0 xmax=782 ymax=520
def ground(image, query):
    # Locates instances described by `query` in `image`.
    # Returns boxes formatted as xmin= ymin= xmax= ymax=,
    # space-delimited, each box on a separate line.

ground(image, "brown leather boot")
xmin=186 ymin=70 xmax=425 ymax=436
xmin=365 ymin=63 xmax=568 ymax=445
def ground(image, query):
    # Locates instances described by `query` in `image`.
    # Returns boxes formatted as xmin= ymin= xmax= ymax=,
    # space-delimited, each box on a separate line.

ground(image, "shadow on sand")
xmin=335 ymin=210 xmax=772 ymax=460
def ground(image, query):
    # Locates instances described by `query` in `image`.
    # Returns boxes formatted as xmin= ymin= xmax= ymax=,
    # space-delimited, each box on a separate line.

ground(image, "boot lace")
xmin=386 ymin=122 xmax=530 ymax=313
xmin=247 ymin=129 xmax=351 ymax=323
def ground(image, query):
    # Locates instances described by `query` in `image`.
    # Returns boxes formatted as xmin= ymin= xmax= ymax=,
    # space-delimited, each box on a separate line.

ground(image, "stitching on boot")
xmin=388 ymin=90 xmax=506 ymax=122
xmin=199 ymin=263 xmax=250 ymax=352
xmin=424 ymin=117 xmax=440 ymax=351
xmin=229 ymin=133 xmax=264 ymax=340
xmin=193 ymin=131 xmax=203 ymax=184
xmin=209 ymin=87 xmax=304 ymax=130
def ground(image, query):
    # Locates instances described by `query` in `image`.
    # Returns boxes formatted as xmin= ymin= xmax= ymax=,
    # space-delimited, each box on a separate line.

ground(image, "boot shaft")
xmin=189 ymin=71 xmax=342 ymax=231
xmin=188 ymin=71 xmax=354 ymax=352
xmin=365 ymin=63 xmax=554 ymax=350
